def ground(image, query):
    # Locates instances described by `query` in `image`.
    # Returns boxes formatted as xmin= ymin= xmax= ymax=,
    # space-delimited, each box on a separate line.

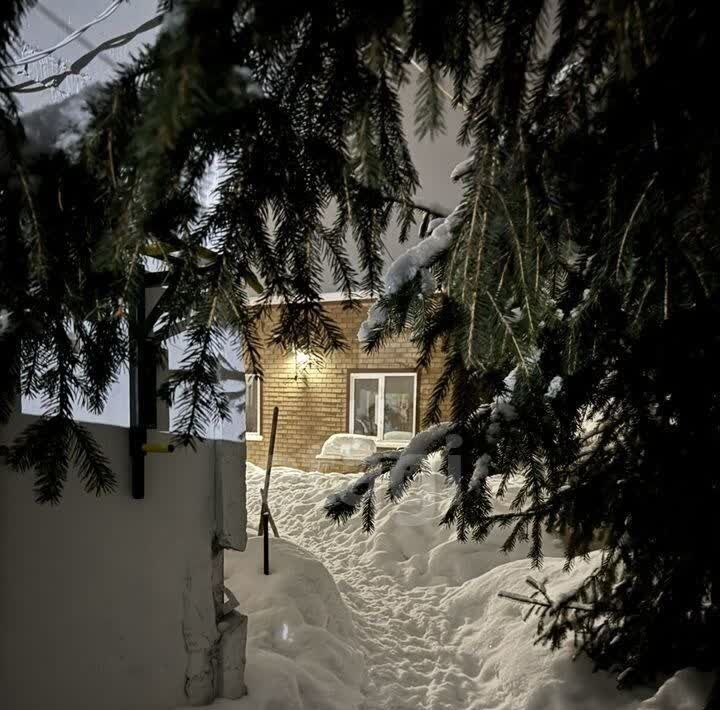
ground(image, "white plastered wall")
xmin=0 ymin=413 xmax=246 ymax=710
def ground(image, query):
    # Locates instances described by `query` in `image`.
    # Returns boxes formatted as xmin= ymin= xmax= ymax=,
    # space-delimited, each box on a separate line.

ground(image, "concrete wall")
xmin=0 ymin=413 xmax=246 ymax=710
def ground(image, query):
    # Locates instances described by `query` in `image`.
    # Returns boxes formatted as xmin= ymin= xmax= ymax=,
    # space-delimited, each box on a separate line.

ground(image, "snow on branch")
xmin=357 ymin=301 xmax=388 ymax=344
xmin=357 ymin=155 xmax=476 ymax=344
xmin=450 ymin=156 xmax=474 ymax=182
xmin=385 ymin=206 xmax=462 ymax=296
xmin=325 ymin=423 xmax=454 ymax=522
xmin=357 ymin=202 xmax=464 ymax=343
xmin=386 ymin=422 xmax=454 ymax=498
xmin=324 ymin=467 xmax=386 ymax=520
xmin=0 ymin=309 xmax=12 ymax=337
xmin=21 ymin=84 xmax=99 ymax=159
xmin=544 ymin=375 xmax=563 ymax=400
xmin=410 ymin=197 xmax=451 ymax=218
xmin=468 ymin=366 xmax=521 ymax=490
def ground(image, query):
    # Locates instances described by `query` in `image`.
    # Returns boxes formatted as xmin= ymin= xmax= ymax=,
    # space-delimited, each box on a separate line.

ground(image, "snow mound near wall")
xmin=218 ymin=536 xmax=365 ymax=710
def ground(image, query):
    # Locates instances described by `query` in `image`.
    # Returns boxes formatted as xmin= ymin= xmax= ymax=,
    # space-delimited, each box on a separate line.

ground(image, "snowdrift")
xmin=220 ymin=536 xmax=365 ymax=710
xmin=182 ymin=463 xmax=713 ymax=709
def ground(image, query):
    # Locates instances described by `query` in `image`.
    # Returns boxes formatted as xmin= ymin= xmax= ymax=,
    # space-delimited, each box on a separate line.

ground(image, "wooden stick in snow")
xmin=257 ymin=406 xmax=280 ymax=537
xmin=263 ymin=511 xmax=270 ymax=575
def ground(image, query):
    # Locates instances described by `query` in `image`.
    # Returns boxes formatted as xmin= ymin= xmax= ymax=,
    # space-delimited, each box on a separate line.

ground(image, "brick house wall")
xmin=246 ymin=299 xmax=445 ymax=472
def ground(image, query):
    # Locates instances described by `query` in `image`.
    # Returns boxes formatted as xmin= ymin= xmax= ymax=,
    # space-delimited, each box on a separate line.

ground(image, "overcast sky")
xmin=12 ymin=1 xmax=466 ymax=203
xmin=13 ymin=0 xmax=468 ymax=285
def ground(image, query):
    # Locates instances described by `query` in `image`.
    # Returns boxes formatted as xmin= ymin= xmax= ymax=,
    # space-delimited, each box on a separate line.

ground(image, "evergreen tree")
xmin=1 ymin=0 xmax=719 ymax=697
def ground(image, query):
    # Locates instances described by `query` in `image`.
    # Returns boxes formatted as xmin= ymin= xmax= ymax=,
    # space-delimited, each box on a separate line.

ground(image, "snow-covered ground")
xmin=195 ymin=462 xmax=713 ymax=710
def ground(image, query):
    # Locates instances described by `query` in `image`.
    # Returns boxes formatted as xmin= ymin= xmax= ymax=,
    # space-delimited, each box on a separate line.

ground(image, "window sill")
xmin=376 ymin=439 xmax=411 ymax=449
xmin=246 ymin=433 xmax=264 ymax=442
xmin=316 ymin=454 xmax=365 ymax=462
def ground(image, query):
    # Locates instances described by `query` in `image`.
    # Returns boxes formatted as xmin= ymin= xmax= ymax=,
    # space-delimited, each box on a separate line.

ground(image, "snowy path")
xmin=241 ymin=464 xmax=711 ymax=710
xmin=246 ymin=465 xmax=462 ymax=709
xmin=244 ymin=464 xmax=559 ymax=710
xmin=341 ymin=573 xmax=473 ymax=710
xmin=338 ymin=563 xmax=450 ymax=709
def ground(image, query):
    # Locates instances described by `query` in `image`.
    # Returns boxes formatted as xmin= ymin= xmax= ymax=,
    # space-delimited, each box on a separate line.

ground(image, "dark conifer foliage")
xmin=1 ymin=0 xmax=719 ymax=690
xmin=327 ymin=0 xmax=720 ymax=691
xmin=1 ymin=0 xmax=421 ymax=498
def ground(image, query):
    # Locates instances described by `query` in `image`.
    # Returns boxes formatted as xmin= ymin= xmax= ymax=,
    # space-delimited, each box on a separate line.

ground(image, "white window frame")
xmin=348 ymin=371 xmax=418 ymax=445
xmin=245 ymin=374 xmax=262 ymax=440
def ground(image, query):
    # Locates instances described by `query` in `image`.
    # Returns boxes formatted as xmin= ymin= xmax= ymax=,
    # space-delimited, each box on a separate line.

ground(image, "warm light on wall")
xmin=295 ymin=349 xmax=311 ymax=368
xmin=292 ymin=349 xmax=316 ymax=382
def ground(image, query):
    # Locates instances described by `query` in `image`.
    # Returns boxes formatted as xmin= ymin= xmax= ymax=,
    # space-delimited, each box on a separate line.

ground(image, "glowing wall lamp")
xmin=295 ymin=349 xmax=311 ymax=368
xmin=293 ymin=348 xmax=316 ymax=381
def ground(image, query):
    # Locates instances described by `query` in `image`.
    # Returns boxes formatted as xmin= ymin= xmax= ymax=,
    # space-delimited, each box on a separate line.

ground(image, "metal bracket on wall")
xmin=129 ymin=268 xmax=174 ymax=500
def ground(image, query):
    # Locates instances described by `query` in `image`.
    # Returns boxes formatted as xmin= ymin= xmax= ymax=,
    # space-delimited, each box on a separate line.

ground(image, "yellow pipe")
xmin=141 ymin=443 xmax=175 ymax=454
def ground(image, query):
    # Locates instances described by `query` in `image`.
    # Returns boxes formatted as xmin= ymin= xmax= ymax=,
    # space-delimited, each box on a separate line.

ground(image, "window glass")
xmin=383 ymin=375 xmax=414 ymax=441
xmin=352 ymin=378 xmax=379 ymax=436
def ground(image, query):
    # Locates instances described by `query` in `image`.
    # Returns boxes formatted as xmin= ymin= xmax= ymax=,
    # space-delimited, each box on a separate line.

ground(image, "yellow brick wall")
xmin=246 ymin=300 xmax=445 ymax=471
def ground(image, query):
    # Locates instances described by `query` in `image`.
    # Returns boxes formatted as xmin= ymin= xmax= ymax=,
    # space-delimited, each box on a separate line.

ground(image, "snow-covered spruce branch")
xmin=450 ymin=156 xmax=474 ymax=182
xmin=334 ymin=145 xmax=616 ymax=538
xmin=355 ymin=153 xmax=475 ymax=346
xmin=324 ymin=423 xmax=455 ymax=529
xmin=325 ymin=363 xmax=528 ymax=530
xmin=381 ymin=194 xmax=452 ymax=219
xmin=356 ymin=153 xmax=481 ymax=346
xmin=358 ymin=201 xmax=465 ymax=344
